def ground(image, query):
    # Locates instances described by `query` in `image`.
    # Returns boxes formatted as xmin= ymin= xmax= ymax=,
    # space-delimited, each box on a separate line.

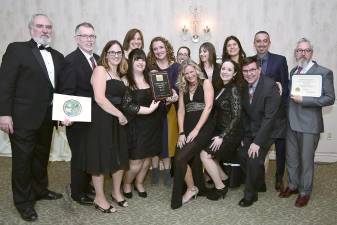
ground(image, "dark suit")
xmin=201 ymin=63 xmax=220 ymax=86
xmin=239 ymin=75 xmax=281 ymax=199
xmin=59 ymin=48 xmax=99 ymax=199
xmin=0 ymin=39 xmax=64 ymax=210
xmin=258 ymin=52 xmax=289 ymax=182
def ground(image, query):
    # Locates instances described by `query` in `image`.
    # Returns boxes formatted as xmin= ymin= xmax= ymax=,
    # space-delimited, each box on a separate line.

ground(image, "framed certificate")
xmin=52 ymin=94 xmax=91 ymax=122
xmin=149 ymin=71 xmax=173 ymax=100
xmin=291 ymin=75 xmax=322 ymax=97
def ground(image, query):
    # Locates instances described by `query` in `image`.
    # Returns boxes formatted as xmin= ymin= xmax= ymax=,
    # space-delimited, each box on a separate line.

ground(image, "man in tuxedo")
xmin=0 ymin=14 xmax=64 ymax=221
xmin=238 ymin=56 xmax=281 ymax=207
xmin=279 ymin=38 xmax=335 ymax=207
xmin=254 ymin=31 xmax=289 ymax=191
xmin=58 ymin=22 xmax=99 ymax=205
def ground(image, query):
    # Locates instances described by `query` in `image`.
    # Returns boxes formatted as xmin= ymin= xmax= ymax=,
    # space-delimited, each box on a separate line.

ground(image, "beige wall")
xmin=1 ymin=0 xmax=337 ymax=161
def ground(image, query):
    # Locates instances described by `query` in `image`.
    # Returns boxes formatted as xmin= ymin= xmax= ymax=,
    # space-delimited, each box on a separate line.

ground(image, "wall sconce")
xmin=181 ymin=6 xmax=211 ymax=43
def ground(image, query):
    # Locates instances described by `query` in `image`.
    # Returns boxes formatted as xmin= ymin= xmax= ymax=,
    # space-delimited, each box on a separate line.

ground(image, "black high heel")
xmin=206 ymin=186 xmax=228 ymax=201
xmin=93 ymin=202 xmax=116 ymax=213
xmin=111 ymin=195 xmax=128 ymax=208
xmin=123 ymin=191 xmax=133 ymax=199
xmin=134 ymin=186 xmax=147 ymax=198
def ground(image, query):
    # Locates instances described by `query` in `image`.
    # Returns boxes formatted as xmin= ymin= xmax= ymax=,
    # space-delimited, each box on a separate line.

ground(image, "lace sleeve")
xmin=121 ymin=88 xmax=140 ymax=115
xmin=219 ymin=86 xmax=241 ymax=138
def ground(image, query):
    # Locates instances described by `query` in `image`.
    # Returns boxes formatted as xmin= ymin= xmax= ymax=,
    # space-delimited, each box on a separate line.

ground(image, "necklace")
xmin=189 ymin=84 xmax=198 ymax=94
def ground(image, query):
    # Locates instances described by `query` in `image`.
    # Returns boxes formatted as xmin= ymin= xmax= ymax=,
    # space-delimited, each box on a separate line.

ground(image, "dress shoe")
xmin=182 ymin=186 xmax=199 ymax=204
xmin=134 ymin=186 xmax=147 ymax=198
xmin=123 ymin=191 xmax=133 ymax=199
xmin=37 ymin=190 xmax=63 ymax=200
xmin=72 ymin=194 xmax=94 ymax=206
xmin=86 ymin=185 xmax=95 ymax=196
xmin=275 ymin=179 xmax=284 ymax=192
xmin=18 ymin=207 xmax=38 ymax=222
xmin=279 ymin=187 xmax=299 ymax=198
xmin=258 ymin=183 xmax=267 ymax=192
xmin=111 ymin=194 xmax=128 ymax=207
xmin=295 ymin=195 xmax=310 ymax=207
xmin=94 ymin=202 xmax=116 ymax=213
xmin=238 ymin=195 xmax=258 ymax=207
xmin=206 ymin=186 xmax=228 ymax=201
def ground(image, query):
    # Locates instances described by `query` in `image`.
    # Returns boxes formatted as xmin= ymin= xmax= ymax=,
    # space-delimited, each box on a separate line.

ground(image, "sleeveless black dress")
xmin=127 ymin=88 xmax=163 ymax=160
xmin=83 ymin=79 xmax=139 ymax=174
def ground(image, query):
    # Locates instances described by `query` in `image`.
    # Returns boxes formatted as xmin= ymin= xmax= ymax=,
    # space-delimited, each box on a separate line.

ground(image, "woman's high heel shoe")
xmin=206 ymin=186 xmax=228 ymax=201
xmin=93 ymin=202 xmax=116 ymax=213
xmin=182 ymin=186 xmax=199 ymax=204
xmin=134 ymin=186 xmax=147 ymax=198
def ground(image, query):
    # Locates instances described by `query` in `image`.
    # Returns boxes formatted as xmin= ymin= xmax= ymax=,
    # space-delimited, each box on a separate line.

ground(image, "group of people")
xmin=0 ymin=13 xmax=335 ymax=222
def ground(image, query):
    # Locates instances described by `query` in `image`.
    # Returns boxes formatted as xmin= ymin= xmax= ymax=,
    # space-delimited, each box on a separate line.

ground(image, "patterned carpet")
xmin=0 ymin=157 xmax=336 ymax=225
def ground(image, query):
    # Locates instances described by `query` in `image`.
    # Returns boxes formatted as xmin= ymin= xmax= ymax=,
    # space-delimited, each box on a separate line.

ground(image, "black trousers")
xmin=274 ymin=138 xmax=286 ymax=181
xmin=10 ymin=109 xmax=53 ymax=210
xmin=171 ymin=140 xmax=205 ymax=208
xmin=239 ymin=137 xmax=273 ymax=199
xmin=66 ymin=123 xmax=91 ymax=198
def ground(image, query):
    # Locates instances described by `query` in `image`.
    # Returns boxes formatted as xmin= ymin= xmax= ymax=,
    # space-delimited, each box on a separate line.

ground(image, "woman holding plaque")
xmin=122 ymin=28 xmax=144 ymax=59
xmin=84 ymin=40 xmax=159 ymax=213
xmin=147 ymin=36 xmax=179 ymax=186
xmin=171 ymin=59 xmax=214 ymax=209
xmin=199 ymin=42 xmax=220 ymax=84
xmin=122 ymin=48 xmax=163 ymax=198
xmin=200 ymin=59 xmax=242 ymax=201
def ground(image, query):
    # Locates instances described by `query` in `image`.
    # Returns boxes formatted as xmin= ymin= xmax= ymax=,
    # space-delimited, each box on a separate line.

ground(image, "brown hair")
xmin=213 ymin=59 xmax=242 ymax=92
xmin=222 ymin=35 xmax=246 ymax=65
xmin=199 ymin=42 xmax=217 ymax=69
xmin=122 ymin=28 xmax=144 ymax=51
xmin=98 ymin=40 xmax=128 ymax=76
xmin=147 ymin=36 xmax=175 ymax=70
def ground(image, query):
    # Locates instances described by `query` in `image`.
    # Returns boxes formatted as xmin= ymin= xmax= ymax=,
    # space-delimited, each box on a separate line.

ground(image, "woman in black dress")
xmin=122 ymin=49 xmax=163 ymax=198
xmin=85 ymin=40 xmax=159 ymax=213
xmin=171 ymin=59 xmax=214 ymax=209
xmin=200 ymin=59 xmax=242 ymax=200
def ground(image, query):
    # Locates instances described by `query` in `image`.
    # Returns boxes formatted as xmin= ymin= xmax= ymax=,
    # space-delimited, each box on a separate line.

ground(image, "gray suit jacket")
xmin=288 ymin=61 xmax=335 ymax=134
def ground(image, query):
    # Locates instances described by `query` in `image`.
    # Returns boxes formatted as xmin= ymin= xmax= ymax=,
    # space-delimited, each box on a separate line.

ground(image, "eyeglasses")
xmin=296 ymin=49 xmax=312 ymax=54
xmin=34 ymin=24 xmax=52 ymax=30
xmin=107 ymin=51 xmax=123 ymax=57
xmin=76 ymin=34 xmax=97 ymax=39
xmin=178 ymin=53 xmax=189 ymax=57
xmin=242 ymin=68 xmax=257 ymax=74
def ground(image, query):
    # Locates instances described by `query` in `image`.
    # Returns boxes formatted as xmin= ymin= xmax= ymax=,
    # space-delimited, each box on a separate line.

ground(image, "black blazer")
xmin=59 ymin=48 xmax=99 ymax=97
xmin=201 ymin=63 xmax=220 ymax=87
xmin=0 ymin=39 xmax=64 ymax=129
xmin=241 ymin=75 xmax=281 ymax=148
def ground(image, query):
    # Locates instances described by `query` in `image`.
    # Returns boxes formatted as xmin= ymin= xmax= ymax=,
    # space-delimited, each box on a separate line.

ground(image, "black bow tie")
xmin=38 ymin=45 xmax=52 ymax=52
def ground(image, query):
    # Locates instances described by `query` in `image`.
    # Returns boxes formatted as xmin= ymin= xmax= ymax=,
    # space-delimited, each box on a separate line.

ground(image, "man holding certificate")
xmin=280 ymin=38 xmax=335 ymax=207
xmin=59 ymin=22 xmax=99 ymax=206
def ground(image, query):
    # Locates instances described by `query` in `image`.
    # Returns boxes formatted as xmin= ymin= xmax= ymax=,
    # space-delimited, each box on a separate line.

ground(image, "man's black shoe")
xmin=37 ymin=190 xmax=63 ymax=200
xmin=72 ymin=195 xmax=94 ymax=206
xmin=238 ymin=195 xmax=258 ymax=207
xmin=18 ymin=207 xmax=38 ymax=222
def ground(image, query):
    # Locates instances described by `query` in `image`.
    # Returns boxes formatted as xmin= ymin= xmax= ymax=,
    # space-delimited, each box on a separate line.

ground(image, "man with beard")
xmin=279 ymin=38 xmax=335 ymax=207
xmin=59 ymin=22 xmax=99 ymax=206
xmin=253 ymin=31 xmax=289 ymax=192
xmin=0 ymin=14 xmax=64 ymax=221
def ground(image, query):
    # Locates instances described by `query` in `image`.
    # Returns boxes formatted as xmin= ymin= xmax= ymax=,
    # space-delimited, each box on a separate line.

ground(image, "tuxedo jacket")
xmin=59 ymin=48 xmax=99 ymax=97
xmin=258 ymin=52 xmax=289 ymax=138
xmin=241 ymin=75 xmax=281 ymax=148
xmin=0 ymin=39 xmax=64 ymax=129
xmin=288 ymin=61 xmax=335 ymax=134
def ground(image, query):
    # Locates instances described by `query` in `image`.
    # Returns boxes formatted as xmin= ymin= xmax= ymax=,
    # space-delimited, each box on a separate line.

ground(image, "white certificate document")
xmin=52 ymin=94 xmax=91 ymax=122
xmin=291 ymin=75 xmax=322 ymax=97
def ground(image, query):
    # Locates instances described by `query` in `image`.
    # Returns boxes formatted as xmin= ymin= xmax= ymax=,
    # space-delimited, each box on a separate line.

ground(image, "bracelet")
xmin=179 ymin=132 xmax=185 ymax=135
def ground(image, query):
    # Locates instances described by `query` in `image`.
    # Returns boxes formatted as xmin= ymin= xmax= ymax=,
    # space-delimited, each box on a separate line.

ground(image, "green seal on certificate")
xmin=63 ymin=99 xmax=82 ymax=117
xmin=149 ymin=71 xmax=172 ymax=101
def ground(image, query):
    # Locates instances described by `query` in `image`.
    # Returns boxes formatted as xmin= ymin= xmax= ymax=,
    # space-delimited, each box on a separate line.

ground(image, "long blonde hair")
xmin=177 ymin=59 xmax=206 ymax=93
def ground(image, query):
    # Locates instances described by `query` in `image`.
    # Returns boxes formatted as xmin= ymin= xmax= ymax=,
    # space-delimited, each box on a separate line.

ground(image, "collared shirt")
xmin=79 ymin=48 xmax=96 ymax=69
xmin=38 ymin=44 xmax=55 ymax=87
xmin=299 ymin=60 xmax=314 ymax=74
